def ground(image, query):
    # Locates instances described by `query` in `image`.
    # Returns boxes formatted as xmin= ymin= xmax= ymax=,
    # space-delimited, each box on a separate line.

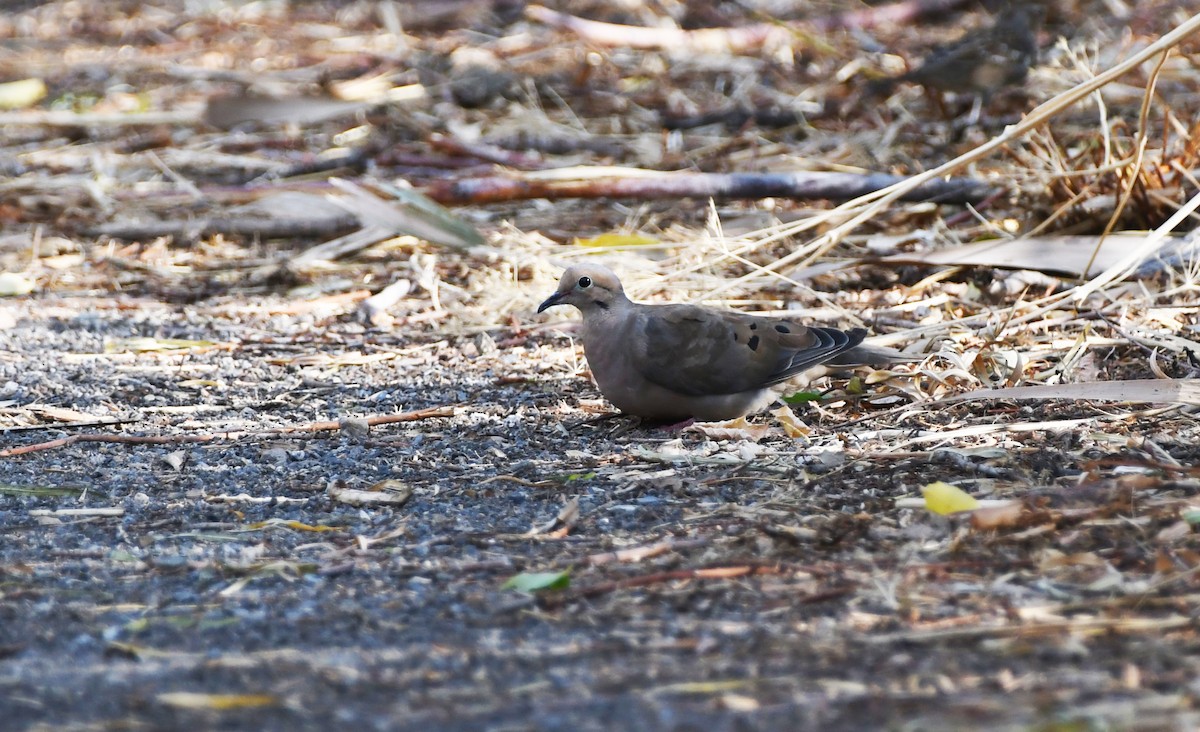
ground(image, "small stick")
xmin=428 ymin=133 xmax=546 ymax=170
xmin=526 ymin=0 xmax=973 ymax=52
xmin=1 ymin=433 xmax=217 ymax=457
xmin=90 ymin=213 xmax=359 ymax=242
xmin=423 ymin=170 xmax=994 ymax=206
xmin=270 ymin=405 xmax=456 ymax=433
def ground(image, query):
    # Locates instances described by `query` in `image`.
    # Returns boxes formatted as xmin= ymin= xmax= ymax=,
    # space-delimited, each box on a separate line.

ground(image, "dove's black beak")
xmin=537 ymin=292 xmax=563 ymax=313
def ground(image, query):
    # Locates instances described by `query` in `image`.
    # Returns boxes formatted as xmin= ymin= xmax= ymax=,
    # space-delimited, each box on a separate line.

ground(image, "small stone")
xmin=339 ymin=417 xmax=370 ymax=440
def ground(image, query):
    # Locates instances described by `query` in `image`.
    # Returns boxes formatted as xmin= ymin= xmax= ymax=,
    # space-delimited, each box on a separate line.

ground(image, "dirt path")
xmin=3 ymin=1 xmax=1200 ymax=729
xmin=3 ymin=290 xmax=1199 ymax=730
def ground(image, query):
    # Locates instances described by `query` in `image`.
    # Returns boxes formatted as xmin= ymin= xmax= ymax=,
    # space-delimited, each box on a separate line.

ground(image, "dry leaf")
xmin=1155 ymin=520 xmax=1191 ymax=543
xmin=970 ymin=501 xmax=1023 ymax=529
xmin=329 ymin=481 xmax=412 ymax=506
xmin=685 ymin=417 xmax=771 ymax=442
xmin=28 ymin=405 xmax=93 ymax=422
xmin=162 ymin=450 xmax=187 ymax=471
xmin=339 ymin=417 xmax=371 ymax=439
xmin=530 ymin=497 xmax=580 ymax=536
xmin=770 ymin=405 xmax=810 ymax=438
xmin=556 ymin=497 xmax=580 ymax=526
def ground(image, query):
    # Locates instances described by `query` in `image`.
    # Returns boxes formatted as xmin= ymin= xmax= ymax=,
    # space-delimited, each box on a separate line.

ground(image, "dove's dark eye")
xmin=578 ymin=276 xmax=593 ymax=289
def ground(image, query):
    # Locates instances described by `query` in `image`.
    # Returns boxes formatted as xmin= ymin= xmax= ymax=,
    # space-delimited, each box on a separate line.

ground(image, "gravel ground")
xmin=4 ymin=290 xmax=1200 ymax=731
xmin=3 ymin=1 xmax=1200 ymax=728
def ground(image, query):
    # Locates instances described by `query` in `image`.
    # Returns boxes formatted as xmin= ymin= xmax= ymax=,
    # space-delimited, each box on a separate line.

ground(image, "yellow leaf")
xmin=770 ymin=405 xmax=810 ymax=438
xmin=157 ymin=692 xmax=279 ymax=710
xmin=246 ymin=519 xmax=339 ymax=533
xmin=652 ymin=680 xmax=751 ymax=694
xmin=0 ymin=78 xmax=47 ymax=109
xmin=864 ymin=368 xmax=897 ymax=385
xmin=920 ymin=481 xmax=979 ymax=515
xmin=573 ymin=233 xmax=659 ymax=248
xmin=0 ymin=272 xmax=35 ymax=296
xmin=106 ymin=337 xmax=217 ymax=353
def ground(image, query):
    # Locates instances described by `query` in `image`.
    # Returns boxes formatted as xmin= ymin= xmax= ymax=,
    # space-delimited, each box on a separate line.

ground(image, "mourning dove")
xmin=537 ymin=264 xmax=904 ymax=421
xmin=871 ymin=4 xmax=1042 ymax=101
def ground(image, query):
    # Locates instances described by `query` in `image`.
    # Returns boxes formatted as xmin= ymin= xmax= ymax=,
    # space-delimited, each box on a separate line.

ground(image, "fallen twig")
xmin=272 ymin=405 xmax=456 ymax=434
xmin=583 ymin=537 xmax=711 ymax=566
xmin=1 ymin=433 xmax=218 ymax=457
xmin=428 ymin=133 xmax=547 ymax=170
xmin=571 ymin=566 xmax=778 ymax=597
xmin=90 ymin=213 xmax=359 ymax=242
xmin=526 ymin=0 xmax=972 ymax=53
xmin=566 ymin=562 xmax=854 ymax=601
xmin=814 ymin=0 xmax=974 ymax=32
xmin=525 ymin=4 xmax=782 ymax=53
xmin=0 ymin=417 xmax=137 ymax=434
xmin=864 ymin=616 xmax=1194 ymax=644
xmin=422 ymin=170 xmax=994 ymax=206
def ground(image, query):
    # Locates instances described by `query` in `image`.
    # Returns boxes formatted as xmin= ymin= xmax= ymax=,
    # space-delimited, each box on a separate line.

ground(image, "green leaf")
xmin=502 ymin=569 xmax=570 ymax=592
xmin=782 ymin=391 xmax=822 ymax=404
xmin=0 ymin=484 xmax=89 ymax=497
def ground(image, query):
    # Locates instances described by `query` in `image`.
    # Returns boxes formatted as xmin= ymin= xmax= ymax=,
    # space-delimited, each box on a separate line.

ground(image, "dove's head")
xmin=537 ymin=264 xmax=627 ymax=315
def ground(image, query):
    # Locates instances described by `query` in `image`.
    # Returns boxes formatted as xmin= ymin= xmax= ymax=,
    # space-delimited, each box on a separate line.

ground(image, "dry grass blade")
xmin=696 ymin=12 xmax=1200 ymax=300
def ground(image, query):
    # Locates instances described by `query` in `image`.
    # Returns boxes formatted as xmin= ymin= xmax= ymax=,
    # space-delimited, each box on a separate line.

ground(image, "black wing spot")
xmin=775 ymin=324 xmax=790 ymax=333
xmin=749 ymin=323 xmax=758 ymax=330
xmin=747 ymin=335 xmax=760 ymax=351
xmin=732 ymin=332 xmax=738 ymax=341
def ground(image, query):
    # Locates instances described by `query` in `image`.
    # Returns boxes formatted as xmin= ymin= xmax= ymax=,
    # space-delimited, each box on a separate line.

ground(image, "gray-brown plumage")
xmin=537 ymin=264 xmax=902 ymax=421
xmin=872 ymin=4 xmax=1043 ymax=101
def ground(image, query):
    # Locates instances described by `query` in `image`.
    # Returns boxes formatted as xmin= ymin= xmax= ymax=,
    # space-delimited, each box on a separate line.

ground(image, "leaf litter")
xmin=1 ymin=1 xmax=1200 ymax=730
